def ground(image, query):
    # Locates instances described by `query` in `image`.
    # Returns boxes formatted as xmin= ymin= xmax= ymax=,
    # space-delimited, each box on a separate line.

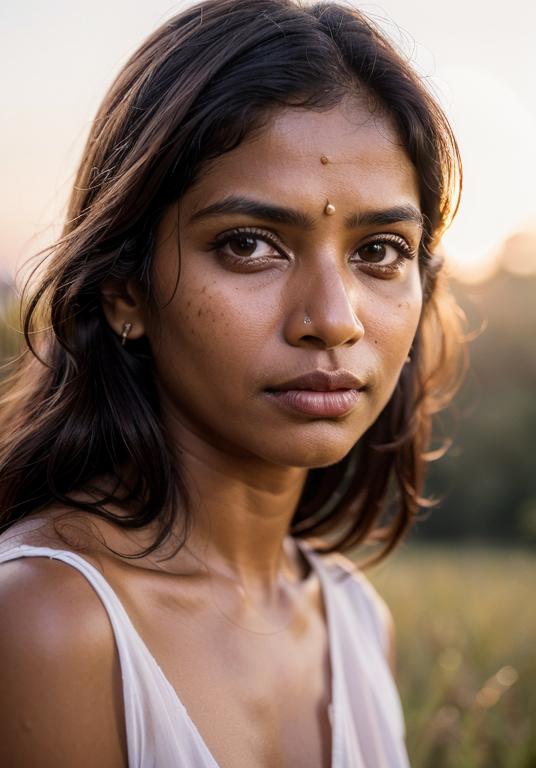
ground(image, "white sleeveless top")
xmin=0 ymin=541 xmax=409 ymax=767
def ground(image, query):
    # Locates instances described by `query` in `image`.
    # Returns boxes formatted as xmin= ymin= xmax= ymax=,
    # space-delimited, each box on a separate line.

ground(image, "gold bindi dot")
xmin=324 ymin=201 xmax=336 ymax=215
xmin=320 ymin=154 xmax=329 ymax=165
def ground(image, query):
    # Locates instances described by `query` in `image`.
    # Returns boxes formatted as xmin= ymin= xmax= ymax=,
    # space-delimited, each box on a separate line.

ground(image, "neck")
xmin=168 ymin=423 xmax=309 ymax=596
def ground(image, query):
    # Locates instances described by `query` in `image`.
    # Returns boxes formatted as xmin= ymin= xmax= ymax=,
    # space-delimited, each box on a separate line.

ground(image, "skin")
xmin=0 ymin=100 xmax=422 ymax=767
xmin=107 ymin=99 xmax=423 ymax=594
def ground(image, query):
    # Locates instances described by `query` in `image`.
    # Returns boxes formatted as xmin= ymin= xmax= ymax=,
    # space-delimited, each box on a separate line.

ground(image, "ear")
xmin=100 ymin=278 xmax=147 ymax=341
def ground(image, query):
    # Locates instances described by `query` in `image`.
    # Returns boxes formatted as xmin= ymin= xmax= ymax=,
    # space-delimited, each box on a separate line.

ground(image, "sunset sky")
xmin=1 ymin=0 xmax=535 ymax=283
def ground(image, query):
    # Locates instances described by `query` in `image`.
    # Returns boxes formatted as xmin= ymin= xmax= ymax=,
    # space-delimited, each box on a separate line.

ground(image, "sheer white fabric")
xmin=0 ymin=542 xmax=409 ymax=767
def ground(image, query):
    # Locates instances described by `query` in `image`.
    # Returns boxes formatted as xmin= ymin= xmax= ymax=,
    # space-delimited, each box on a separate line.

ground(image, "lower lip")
xmin=266 ymin=389 xmax=363 ymax=417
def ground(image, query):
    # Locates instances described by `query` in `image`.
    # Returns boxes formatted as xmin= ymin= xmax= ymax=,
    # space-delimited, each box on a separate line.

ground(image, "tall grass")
xmin=367 ymin=546 xmax=536 ymax=767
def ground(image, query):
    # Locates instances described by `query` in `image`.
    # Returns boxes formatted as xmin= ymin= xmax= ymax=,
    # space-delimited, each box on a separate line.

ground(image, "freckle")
xmin=197 ymin=308 xmax=202 ymax=317
xmin=374 ymin=339 xmax=378 ymax=345
xmin=201 ymin=286 xmax=207 ymax=294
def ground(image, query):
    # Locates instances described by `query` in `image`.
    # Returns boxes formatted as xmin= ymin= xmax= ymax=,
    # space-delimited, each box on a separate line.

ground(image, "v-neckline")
xmin=6 ymin=541 xmax=339 ymax=768
xmin=146 ymin=538 xmax=339 ymax=768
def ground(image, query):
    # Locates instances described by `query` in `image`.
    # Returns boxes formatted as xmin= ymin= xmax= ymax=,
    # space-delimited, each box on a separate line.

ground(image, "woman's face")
xmin=148 ymin=101 xmax=423 ymax=468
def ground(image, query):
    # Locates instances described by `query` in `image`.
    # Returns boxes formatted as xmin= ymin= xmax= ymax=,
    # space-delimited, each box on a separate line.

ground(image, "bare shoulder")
xmin=0 ymin=550 xmax=127 ymax=767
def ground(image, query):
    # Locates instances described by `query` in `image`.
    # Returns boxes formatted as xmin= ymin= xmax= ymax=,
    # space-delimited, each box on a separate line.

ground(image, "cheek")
xmin=182 ymin=286 xmax=229 ymax=341
xmin=151 ymin=273 xmax=270 ymax=397
xmin=163 ymin=288 xmax=229 ymax=366
xmin=366 ymin=273 xmax=423 ymax=372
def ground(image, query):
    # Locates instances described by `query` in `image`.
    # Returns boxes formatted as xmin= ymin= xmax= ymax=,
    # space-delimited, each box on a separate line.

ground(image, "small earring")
xmin=303 ymin=314 xmax=312 ymax=325
xmin=121 ymin=322 xmax=132 ymax=346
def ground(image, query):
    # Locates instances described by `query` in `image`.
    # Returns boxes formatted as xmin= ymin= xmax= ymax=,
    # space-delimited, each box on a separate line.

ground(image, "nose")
xmin=284 ymin=262 xmax=365 ymax=350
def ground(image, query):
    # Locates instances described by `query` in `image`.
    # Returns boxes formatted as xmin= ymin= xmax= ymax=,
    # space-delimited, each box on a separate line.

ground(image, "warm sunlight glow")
xmin=2 ymin=3 xmax=535 ymax=287
xmin=437 ymin=67 xmax=536 ymax=283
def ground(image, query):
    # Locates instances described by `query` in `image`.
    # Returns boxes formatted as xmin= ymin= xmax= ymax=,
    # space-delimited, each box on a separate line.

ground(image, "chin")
xmin=259 ymin=424 xmax=364 ymax=469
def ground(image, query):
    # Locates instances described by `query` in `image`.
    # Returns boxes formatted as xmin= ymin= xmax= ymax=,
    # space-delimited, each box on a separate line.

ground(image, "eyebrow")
xmin=345 ymin=204 xmax=424 ymax=229
xmin=190 ymin=195 xmax=424 ymax=230
xmin=190 ymin=196 xmax=312 ymax=228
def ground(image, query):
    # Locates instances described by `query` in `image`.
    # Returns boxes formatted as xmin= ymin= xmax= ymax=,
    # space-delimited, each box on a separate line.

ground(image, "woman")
xmin=0 ymin=1 xmax=464 ymax=766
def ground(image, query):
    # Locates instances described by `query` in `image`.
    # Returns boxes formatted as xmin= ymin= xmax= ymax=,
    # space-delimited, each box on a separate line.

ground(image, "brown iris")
xmin=360 ymin=243 xmax=388 ymax=263
xmin=229 ymin=235 xmax=258 ymax=257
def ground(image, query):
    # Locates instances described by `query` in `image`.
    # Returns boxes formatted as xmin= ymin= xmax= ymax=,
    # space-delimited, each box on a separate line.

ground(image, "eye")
xmin=221 ymin=233 xmax=279 ymax=259
xmin=358 ymin=242 xmax=400 ymax=265
xmin=209 ymin=227 xmax=287 ymax=266
xmin=351 ymin=235 xmax=416 ymax=271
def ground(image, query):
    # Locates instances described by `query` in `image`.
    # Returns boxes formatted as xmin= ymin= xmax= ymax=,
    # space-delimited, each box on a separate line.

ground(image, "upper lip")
xmin=268 ymin=369 xmax=365 ymax=392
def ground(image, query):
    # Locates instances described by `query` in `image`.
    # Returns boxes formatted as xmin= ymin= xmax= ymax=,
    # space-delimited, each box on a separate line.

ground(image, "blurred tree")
xmin=417 ymin=269 xmax=536 ymax=546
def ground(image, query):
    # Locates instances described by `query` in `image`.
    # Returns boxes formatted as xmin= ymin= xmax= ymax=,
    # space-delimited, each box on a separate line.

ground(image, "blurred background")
xmin=1 ymin=1 xmax=535 ymax=765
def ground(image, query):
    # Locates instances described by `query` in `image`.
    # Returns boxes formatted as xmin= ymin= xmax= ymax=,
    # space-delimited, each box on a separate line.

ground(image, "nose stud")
xmin=303 ymin=314 xmax=312 ymax=325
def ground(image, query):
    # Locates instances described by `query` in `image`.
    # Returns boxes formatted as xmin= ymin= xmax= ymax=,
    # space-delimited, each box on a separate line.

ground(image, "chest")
xmin=115 ymin=569 xmax=334 ymax=768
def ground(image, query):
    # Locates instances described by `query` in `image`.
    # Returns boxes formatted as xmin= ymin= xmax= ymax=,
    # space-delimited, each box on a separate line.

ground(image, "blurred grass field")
xmin=367 ymin=545 xmax=536 ymax=768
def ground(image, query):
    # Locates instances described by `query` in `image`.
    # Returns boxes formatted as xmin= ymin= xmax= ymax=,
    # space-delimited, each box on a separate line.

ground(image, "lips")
xmin=266 ymin=369 xmax=366 ymax=417
xmin=269 ymin=369 xmax=365 ymax=393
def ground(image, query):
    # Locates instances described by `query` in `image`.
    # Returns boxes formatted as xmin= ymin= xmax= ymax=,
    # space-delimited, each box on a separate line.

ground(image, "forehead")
xmin=185 ymin=101 xmax=419 ymax=214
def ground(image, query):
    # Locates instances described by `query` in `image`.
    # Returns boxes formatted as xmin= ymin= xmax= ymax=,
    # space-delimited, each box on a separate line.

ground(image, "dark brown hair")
xmin=0 ymin=0 xmax=465 ymax=564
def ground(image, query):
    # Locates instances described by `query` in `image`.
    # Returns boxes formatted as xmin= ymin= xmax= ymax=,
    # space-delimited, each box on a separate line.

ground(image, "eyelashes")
xmin=209 ymin=227 xmax=284 ymax=263
xmin=208 ymin=226 xmax=418 ymax=274
xmin=352 ymin=233 xmax=417 ymax=274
